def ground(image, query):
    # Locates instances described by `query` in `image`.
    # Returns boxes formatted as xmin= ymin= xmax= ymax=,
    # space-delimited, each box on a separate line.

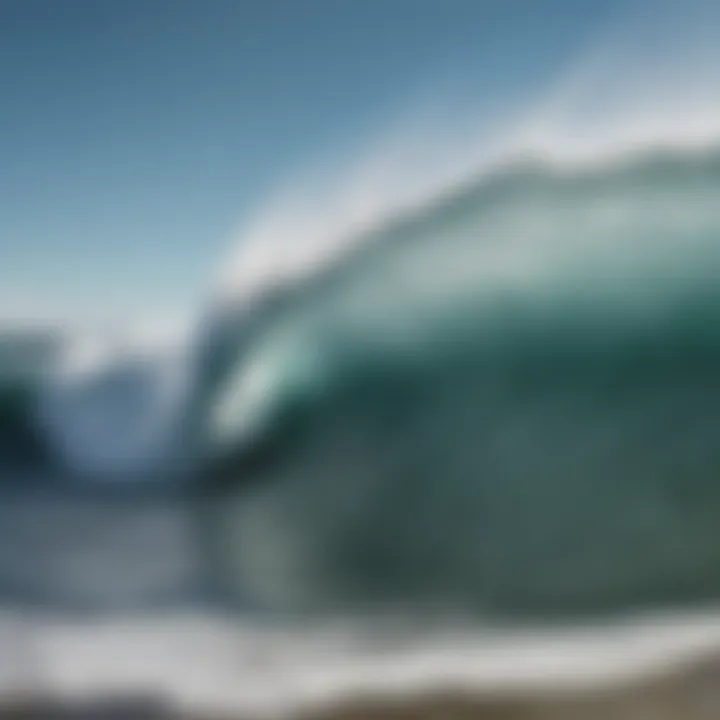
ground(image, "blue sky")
xmin=1 ymin=0 xmax=623 ymax=329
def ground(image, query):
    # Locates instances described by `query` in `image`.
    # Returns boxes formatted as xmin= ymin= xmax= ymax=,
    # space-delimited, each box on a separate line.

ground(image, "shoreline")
xmin=0 ymin=653 xmax=718 ymax=719
xmin=3 ymin=609 xmax=720 ymax=719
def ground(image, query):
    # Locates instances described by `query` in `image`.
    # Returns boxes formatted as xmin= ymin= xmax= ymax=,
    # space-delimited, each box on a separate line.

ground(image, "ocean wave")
xmin=198 ymin=142 xmax=720 ymax=617
xmin=11 ymin=139 xmax=720 ymax=618
xmin=11 ymin=0 xmax=720 ymax=619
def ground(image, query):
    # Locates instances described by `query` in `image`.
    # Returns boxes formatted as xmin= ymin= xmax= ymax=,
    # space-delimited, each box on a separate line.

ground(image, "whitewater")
xmin=5 ymin=1 xmax=720 ymax=714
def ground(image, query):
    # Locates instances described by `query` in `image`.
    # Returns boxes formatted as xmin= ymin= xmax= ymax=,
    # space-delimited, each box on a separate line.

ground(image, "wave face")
xmin=0 ymin=382 xmax=49 ymax=467
xmin=0 ymin=330 xmax=61 ymax=467
xmin=197 ymin=146 xmax=720 ymax=618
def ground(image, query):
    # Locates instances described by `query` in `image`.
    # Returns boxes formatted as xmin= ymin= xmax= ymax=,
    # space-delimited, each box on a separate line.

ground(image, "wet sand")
xmin=0 ymin=653 xmax=719 ymax=720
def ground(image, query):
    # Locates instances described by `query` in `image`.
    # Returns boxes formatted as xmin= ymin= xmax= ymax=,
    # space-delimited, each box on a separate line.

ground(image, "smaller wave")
xmin=32 ymin=327 xmax=198 ymax=482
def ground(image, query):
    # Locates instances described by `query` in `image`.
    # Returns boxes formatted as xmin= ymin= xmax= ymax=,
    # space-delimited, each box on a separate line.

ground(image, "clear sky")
xmin=1 ymin=0 xmax=623 ymax=330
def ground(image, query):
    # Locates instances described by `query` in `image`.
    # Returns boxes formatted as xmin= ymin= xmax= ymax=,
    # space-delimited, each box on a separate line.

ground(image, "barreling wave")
xmin=198 ymin=143 xmax=720 ymax=618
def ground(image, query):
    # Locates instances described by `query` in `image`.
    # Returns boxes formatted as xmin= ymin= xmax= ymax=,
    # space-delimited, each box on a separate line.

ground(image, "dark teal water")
xmin=201 ymin=147 xmax=720 ymax=618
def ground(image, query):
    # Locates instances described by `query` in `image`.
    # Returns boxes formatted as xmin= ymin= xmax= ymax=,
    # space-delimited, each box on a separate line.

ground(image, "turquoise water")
xmin=200 ymin=146 xmax=720 ymax=617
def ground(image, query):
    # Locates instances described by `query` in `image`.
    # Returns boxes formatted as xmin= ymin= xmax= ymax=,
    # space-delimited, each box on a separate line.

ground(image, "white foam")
xmin=3 ymin=607 xmax=720 ymax=717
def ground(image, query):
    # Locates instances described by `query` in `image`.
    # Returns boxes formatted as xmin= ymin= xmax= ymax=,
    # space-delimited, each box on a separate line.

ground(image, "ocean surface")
xmin=6 ymin=127 xmax=720 ymax=718
xmin=4 ymin=144 xmax=720 ymax=617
